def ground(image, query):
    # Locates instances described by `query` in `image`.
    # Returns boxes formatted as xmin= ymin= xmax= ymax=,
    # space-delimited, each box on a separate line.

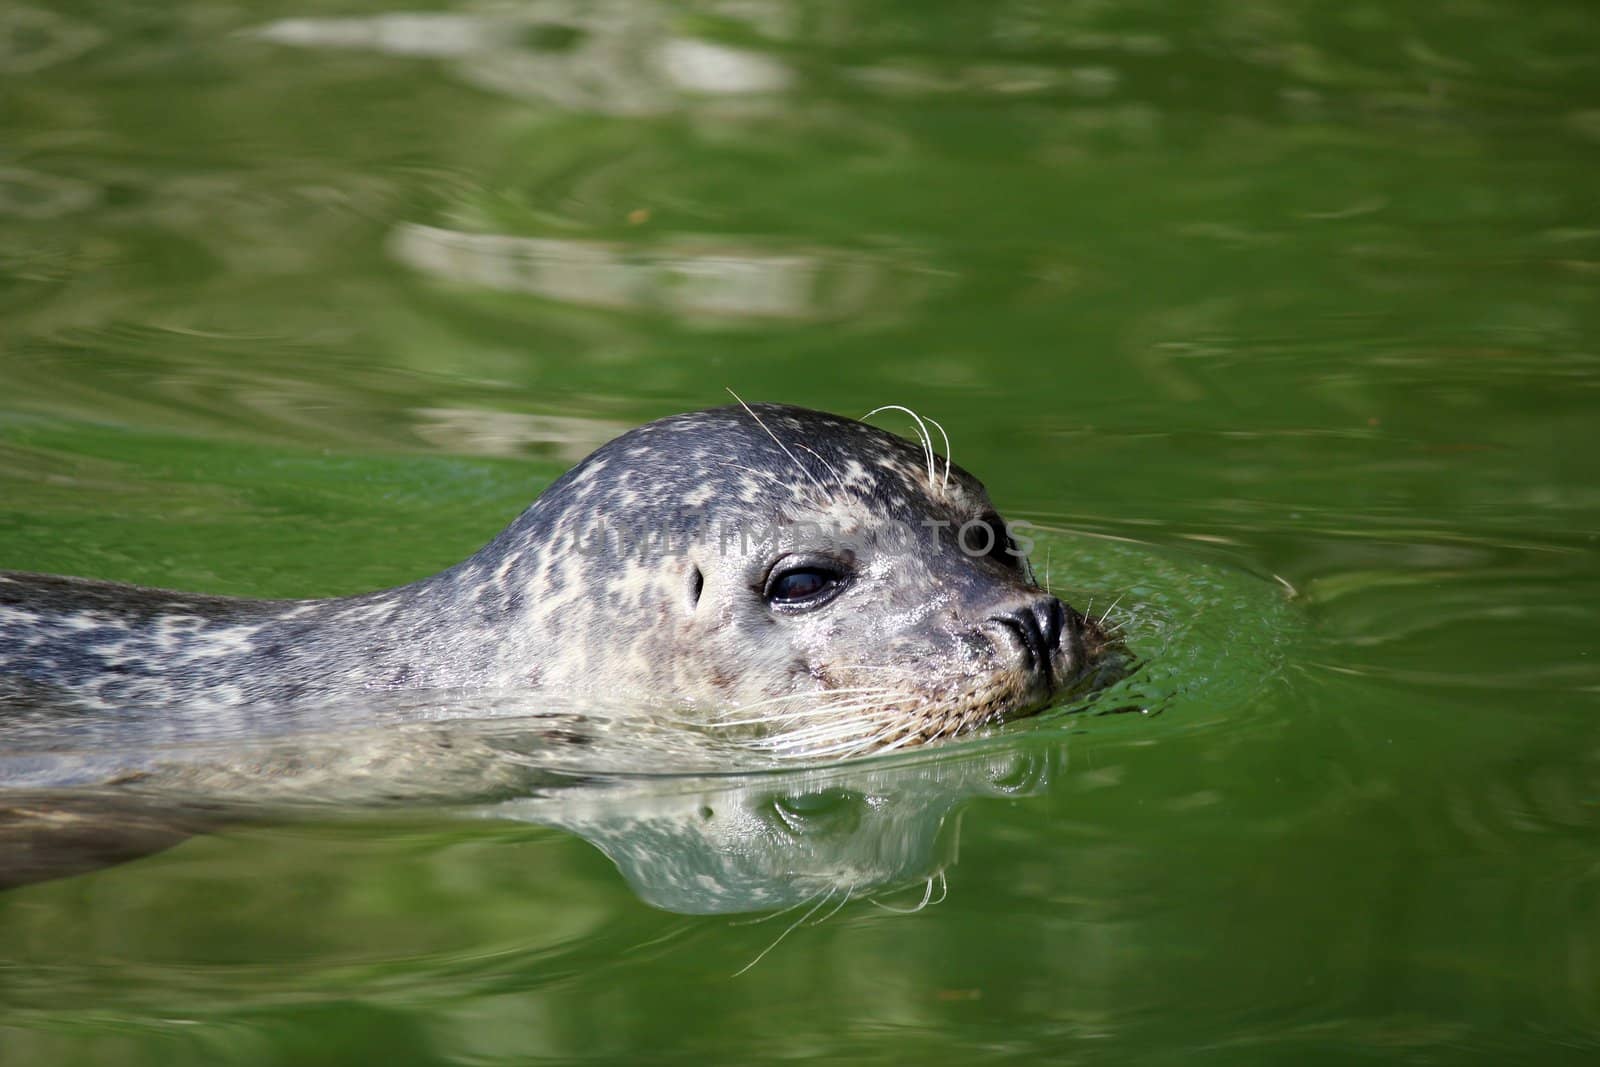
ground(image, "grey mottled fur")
xmin=1 ymin=404 xmax=1118 ymax=758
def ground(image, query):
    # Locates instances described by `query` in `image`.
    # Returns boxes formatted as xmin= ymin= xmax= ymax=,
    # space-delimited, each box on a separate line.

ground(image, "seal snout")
xmin=989 ymin=595 xmax=1072 ymax=691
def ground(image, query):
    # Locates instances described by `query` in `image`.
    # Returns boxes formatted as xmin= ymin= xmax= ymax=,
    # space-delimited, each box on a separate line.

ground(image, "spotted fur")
xmin=0 ymin=405 xmax=1120 ymax=758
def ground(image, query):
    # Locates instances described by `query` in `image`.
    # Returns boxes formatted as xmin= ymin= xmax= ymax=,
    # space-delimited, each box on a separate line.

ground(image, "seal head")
xmin=467 ymin=403 xmax=1117 ymax=756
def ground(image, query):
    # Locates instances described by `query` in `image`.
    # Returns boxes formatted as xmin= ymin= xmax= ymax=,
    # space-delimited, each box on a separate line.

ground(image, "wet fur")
xmin=0 ymin=404 xmax=1118 ymax=758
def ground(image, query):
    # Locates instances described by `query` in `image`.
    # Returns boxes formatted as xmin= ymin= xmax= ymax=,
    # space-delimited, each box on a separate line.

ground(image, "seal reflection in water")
xmin=0 ymin=404 xmax=1120 ymax=760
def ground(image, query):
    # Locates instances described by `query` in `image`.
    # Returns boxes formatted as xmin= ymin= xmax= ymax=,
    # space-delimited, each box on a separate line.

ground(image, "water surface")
xmin=3 ymin=0 xmax=1600 ymax=1062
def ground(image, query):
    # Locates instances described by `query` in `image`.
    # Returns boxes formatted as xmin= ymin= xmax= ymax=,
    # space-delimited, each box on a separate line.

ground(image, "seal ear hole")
xmin=687 ymin=565 xmax=704 ymax=610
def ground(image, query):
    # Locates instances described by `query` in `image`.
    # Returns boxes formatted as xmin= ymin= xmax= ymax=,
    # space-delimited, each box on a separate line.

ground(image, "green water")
xmin=3 ymin=0 xmax=1600 ymax=1061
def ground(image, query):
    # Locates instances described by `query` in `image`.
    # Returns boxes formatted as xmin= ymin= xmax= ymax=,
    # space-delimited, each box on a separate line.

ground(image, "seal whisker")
xmin=1098 ymin=609 xmax=1133 ymax=635
xmin=759 ymin=712 xmax=896 ymax=748
xmin=740 ymin=686 xmax=897 ymax=708
xmin=739 ymin=700 xmax=902 ymax=735
xmin=753 ymin=706 xmax=899 ymax=734
xmin=783 ymin=714 xmax=910 ymax=757
xmin=721 ymin=462 xmax=806 ymax=492
xmin=792 ymin=714 xmax=901 ymax=742
xmin=871 ymin=730 xmax=927 ymax=757
xmin=863 ymin=404 xmax=937 ymax=493
xmin=761 ymin=718 xmax=895 ymax=756
xmin=1098 ymin=593 xmax=1126 ymax=624
xmin=922 ymin=414 xmax=953 ymax=494
xmin=725 ymin=688 xmax=902 ymax=720
xmin=750 ymin=727 xmax=880 ymax=757
xmin=719 ymin=461 xmax=829 ymax=512
xmin=860 ymin=716 xmax=936 ymax=757
xmin=794 ymin=442 xmax=847 ymax=493
xmin=781 ymin=736 xmax=877 ymax=759
xmin=727 ymin=388 xmax=831 ymax=502
xmin=748 ymin=707 xmax=899 ymax=738
xmin=713 ymin=694 xmax=900 ymax=730
xmin=712 ymin=686 xmax=898 ymax=720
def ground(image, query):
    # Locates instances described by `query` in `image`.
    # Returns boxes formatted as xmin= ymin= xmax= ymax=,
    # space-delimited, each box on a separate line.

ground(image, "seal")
xmin=0 ymin=403 xmax=1119 ymax=759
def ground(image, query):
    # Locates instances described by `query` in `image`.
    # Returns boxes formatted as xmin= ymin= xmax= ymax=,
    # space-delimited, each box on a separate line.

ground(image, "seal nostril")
xmin=992 ymin=597 xmax=1069 ymax=686
xmin=1035 ymin=597 xmax=1067 ymax=656
xmin=991 ymin=608 xmax=1045 ymax=677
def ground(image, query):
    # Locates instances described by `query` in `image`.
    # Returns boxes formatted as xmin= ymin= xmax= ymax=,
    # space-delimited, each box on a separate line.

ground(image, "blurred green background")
xmin=2 ymin=0 xmax=1599 ymax=1062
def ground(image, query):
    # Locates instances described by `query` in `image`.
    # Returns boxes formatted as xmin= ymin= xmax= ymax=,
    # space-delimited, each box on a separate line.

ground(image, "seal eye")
xmin=772 ymin=569 xmax=828 ymax=600
xmin=763 ymin=561 xmax=847 ymax=610
xmin=977 ymin=511 xmax=1023 ymax=571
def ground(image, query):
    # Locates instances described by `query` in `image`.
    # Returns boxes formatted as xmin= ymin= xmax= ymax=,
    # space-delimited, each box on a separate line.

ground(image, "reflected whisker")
xmin=810 ymin=883 xmax=854 ymax=926
xmin=734 ymin=886 xmax=836 ymax=976
xmin=871 ymin=874 xmax=938 ymax=914
xmin=730 ymin=886 xmax=827 ymax=927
